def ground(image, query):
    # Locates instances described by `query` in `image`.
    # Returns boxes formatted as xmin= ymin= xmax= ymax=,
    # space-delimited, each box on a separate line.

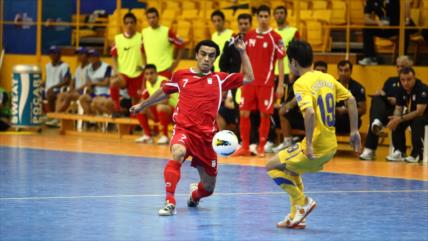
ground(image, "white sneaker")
xmin=135 ymin=135 xmax=153 ymax=144
xmin=158 ymin=202 xmax=176 ymax=216
xmin=264 ymin=141 xmax=274 ymax=153
xmin=272 ymin=140 xmax=293 ymax=153
xmin=359 ymin=148 xmax=375 ymax=160
xmin=45 ymin=118 xmax=60 ymax=127
xmin=386 ymin=150 xmax=405 ymax=162
xmin=249 ymin=144 xmax=257 ymax=156
xmin=187 ymin=183 xmax=199 ymax=207
xmin=405 ymin=155 xmax=420 ymax=163
xmin=358 ymin=57 xmax=378 ymax=66
xmin=289 ymin=197 xmax=317 ymax=228
xmin=157 ymin=135 xmax=169 ymax=145
xmin=277 ymin=214 xmax=306 ymax=229
xmin=371 ymin=119 xmax=383 ymax=136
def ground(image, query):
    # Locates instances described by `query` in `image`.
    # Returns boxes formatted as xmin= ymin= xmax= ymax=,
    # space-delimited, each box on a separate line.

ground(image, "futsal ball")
xmin=212 ymin=130 xmax=239 ymax=157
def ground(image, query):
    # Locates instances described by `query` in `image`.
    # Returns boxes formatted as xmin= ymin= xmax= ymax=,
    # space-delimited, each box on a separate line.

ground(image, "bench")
xmin=47 ymin=112 xmax=140 ymax=139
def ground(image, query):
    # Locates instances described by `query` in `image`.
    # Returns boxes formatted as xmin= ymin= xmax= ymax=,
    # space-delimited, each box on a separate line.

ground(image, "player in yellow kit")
xmin=265 ymin=40 xmax=361 ymax=229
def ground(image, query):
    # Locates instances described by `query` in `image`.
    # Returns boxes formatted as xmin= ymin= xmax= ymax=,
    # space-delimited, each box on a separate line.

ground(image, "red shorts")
xmin=240 ymin=85 xmax=275 ymax=114
xmin=170 ymin=126 xmax=217 ymax=176
xmin=122 ymin=73 xmax=143 ymax=98
xmin=158 ymin=69 xmax=173 ymax=79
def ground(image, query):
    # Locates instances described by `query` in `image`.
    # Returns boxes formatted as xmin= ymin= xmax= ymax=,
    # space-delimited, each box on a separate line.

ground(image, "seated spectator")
xmin=313 ymin=60 xmax=328 ymax=73
xmin=79 ymin=49 xmax=114 ymax=115
xmin=385 ymin=67 xmax=428 ymax=163
xmin=43 ymin=46 xmax=71 ymax=126
xmin=272 ymin=75 xmax=304 ymax=153
xmin=358 ymin=0 xmax=413 ymax=65
xmin=335 ymin=60 xmax=366 ymax=134
xmin=360 ymin=56 xmax=415 ymax=160
xmin=0 ymin=87 xmax=10 ymax=131
xmin=135 ymin=64 xmax=177 ymax=144
xmin=55 ymin=47 xmax=90 ymax=113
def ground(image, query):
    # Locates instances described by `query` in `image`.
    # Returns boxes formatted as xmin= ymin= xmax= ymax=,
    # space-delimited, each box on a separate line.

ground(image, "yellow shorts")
xmin=278 ymin=143 xmax=336 ymax=175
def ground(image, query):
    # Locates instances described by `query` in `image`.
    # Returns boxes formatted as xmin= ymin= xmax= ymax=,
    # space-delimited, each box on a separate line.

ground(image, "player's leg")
xmin=79 ymin=94 xmax=93 ymax=114
xmin=109 ymin=75 xmax=127 ymax=112
xmin=265 ymin=144 xmax=318 ymax=228
xmin=55 ymin=92 xmax=68 ymax=112
xmin=188 ymin=165 xmax=217 ymax=207
xmin=156 ymin=104 xmax=172 ymax=144
xmin=135 ymin=108 xmax=154 ymax=143
xmin=159 ymin=142 xmax=187 ymax=216
xmin=234 ymin=85 xmax=256 ymax=156
xmin=257 ymin=86 xmax=275 ymax=157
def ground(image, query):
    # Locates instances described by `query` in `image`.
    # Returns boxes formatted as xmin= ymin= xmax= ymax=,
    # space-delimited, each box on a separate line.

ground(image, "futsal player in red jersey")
xmin=234 ymin=5 xmax=285 ymax=157
xmin=130 ymin=39 xmax=254 ymax=216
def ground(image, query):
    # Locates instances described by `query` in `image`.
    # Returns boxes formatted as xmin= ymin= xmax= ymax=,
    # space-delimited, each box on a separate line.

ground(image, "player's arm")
xmin=387 ymin=104 xmax=427 ymax=131
xmin=234 ymin=38 xmax=254 ymax=84
xmin=130 ymin=88 xmax=168 ymax=114
xmin=357 ymin=100 xmax=367 ymax=116
xmin=277 ymin=57 xmax=285 ymax=99
xmin=303 ymin=106 xmax=315 ymax=159
xmin=345 ymin=96 xmax=361 ymax=152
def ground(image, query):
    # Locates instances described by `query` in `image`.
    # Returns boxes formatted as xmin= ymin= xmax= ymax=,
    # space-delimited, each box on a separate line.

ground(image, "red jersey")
xmin=244 ymin=28 xmax=285 ymax=87
xmin=162 ymin=68 xmax=243 ymax=137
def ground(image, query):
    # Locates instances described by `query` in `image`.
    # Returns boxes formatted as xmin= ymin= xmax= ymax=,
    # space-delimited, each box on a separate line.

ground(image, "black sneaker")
xmin=187 ymin=183 xmax=199 ymax=207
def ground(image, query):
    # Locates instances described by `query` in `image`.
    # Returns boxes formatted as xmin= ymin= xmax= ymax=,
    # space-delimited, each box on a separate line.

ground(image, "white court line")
xmin=1 ymin=189 xmax=427 ymax=201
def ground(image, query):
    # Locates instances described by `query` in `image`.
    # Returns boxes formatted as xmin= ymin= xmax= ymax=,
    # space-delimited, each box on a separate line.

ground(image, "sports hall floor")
xmin=0 ymin=130 xmax=427 ymax=241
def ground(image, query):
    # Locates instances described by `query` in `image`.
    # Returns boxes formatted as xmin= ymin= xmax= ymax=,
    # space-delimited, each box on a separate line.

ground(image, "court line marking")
xmin=1 ymin=189 xmax=427 ymax=201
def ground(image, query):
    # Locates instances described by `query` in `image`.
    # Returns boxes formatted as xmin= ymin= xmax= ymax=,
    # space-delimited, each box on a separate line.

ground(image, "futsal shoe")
xmin=289 ymin=197 xmax=317 ymax=228
xmin=135 ymin=134 xmax=154 ymax=144
xmin=157 ymin=135 xmax=169 ymax=145
xmin=256 ymin=145 xmax=265 ymax=157
xmin=386 ymin=150 xmax=405 ymax=162
xmin=277 ymin=214 xmax=306 ymax=229
xmin=232 ymin=147 xmax=252 ymax=157
xmin=187 ymin=183 xmax=199 ymax=207
xmin=359 ymin=148 xmax=375 ymax=160
xmin=158 ymin=202 xmax=176 ymax=216
xmin=404 ymin=155 xmax=420 ymax=163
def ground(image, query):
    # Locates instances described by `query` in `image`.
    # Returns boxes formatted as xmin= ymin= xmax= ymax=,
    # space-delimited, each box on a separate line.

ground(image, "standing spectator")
xmin=360 ymin=56 xmax=415 ymax=160
xmin=335 ymin=60 xmax=366 ymax=134
xmin=358 ymin=0 xmax=412 ymax=65
xmin=211 ymin=10 xmax=233 ymax=72
xmin=313 ymin=60 xmax=328 ymax=73
xmin=143 ymin=8 xmax=185 ymax=79
xmin=217 ymin=13 xmax=252 ymax=131
xmin=79 ymin=49 xmax=113 ymax=115
xmin=385 ymin=67 xmax=428 ymax=163
xmin=43 ymin=46 xmax=71 ymax=126
xmin=0 ymin=87 xmax=10 ymax=131
xmin=234 ymin=5 xmax=285 ymax=157
xmin=273 ymin=6 xmax=299 ymax=84
xmin=55 ymin=47 xmax=89 ymax=113
xmin=135 ymin=64 xmax=178 ymax=144
xmin=110 ymin=12 xmax=144 ymax=113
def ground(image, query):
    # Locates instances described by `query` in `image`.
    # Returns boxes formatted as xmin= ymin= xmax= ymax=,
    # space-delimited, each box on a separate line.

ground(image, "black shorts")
xmin=284 ymin=107 xmax=305 ymax=130
xmin=218 ymin=106 xmax=238 ymax=125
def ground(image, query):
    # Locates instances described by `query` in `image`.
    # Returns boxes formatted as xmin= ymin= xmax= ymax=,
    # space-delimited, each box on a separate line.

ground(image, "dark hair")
xmin=274 ymin=6 xmax=287 ymax=15
xmin=146 ymin=7 xmax=159 ymax=17
xmin=237 ymin=13 xmax=252 ymax=23
xmin=211 ymin=10 xmax=225 ymax=20
xmin=314 ymin=60 xmax=327 ymax=69
xmin=257 ymin=5 xmax=271 ymax=15
xmin=144 ymin=64 xmax=157 ymax=72
xmin=195 ymin=40 xmax=220 ymax=58
xmin=337 ymin=60 xmax=353 ymax=71
xmin=399 ymin=66 xmax=415 ymax=76
xmin=287 ymin=40 xmax=313 ymax=68
xmin=123 ymin=12 xmax=137 ymax=23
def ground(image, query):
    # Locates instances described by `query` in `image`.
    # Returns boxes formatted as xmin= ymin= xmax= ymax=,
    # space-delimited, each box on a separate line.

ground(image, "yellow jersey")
xmin=293 ymin=70 xmax=352 ymax=155
xmin=146 ymin=76 xmax=178 ymax=107
xmin=211 ymin=29 xmax=233 ymax=72
xmin=274 ymin=26 xmax=297 ymax=75
xmin=114 ymin=33 xmax=144 ymax=78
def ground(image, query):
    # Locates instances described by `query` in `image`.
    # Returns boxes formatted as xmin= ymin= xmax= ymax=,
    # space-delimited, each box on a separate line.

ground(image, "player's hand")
xmin=386 ymin=116 xmax=401 ymax=131
xmin=305 ymin=145 xmax=314 ymax=160
xmin=233 ymin=37 xmax=246 ymax=53
xmin=129 ymin=103 xmax=145 ymax=115
xmin=349 ymin=131 xmax=361 ymax=153
xmin=276 ymin=86 xmax=284 ymax=100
